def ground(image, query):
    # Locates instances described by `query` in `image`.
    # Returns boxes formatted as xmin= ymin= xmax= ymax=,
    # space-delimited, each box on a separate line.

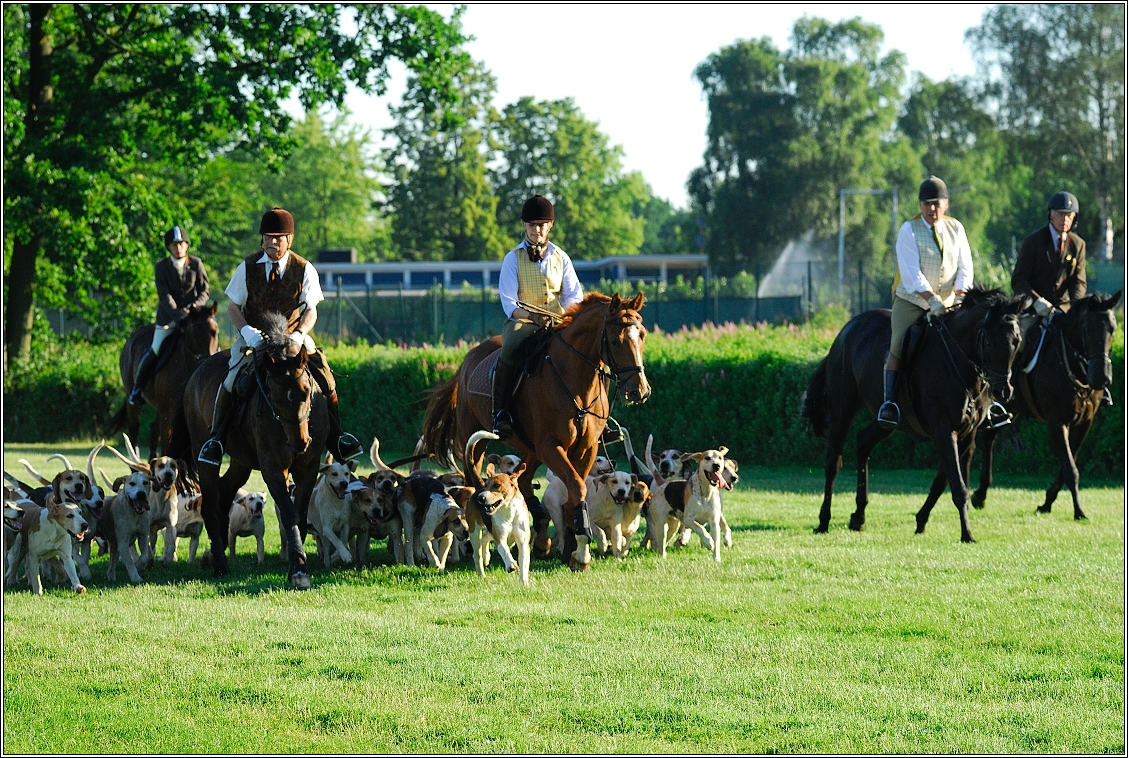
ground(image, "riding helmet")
xmin=918 ymin=176 xmax=949 ymax=202
xmin=521 ymin=195 xmax=554 ymax=223
xmin=163 ymin=226 xmax=188 ymax=246
xmin=260 ymin=207 xmax=295 ymax=235
xmin=1048 ymin=191 xmax=1079 ymax=215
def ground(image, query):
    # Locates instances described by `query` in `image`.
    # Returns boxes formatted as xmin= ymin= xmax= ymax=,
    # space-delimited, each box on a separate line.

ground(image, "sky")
xmin=312 ymin=3 xmax=993 ymax=209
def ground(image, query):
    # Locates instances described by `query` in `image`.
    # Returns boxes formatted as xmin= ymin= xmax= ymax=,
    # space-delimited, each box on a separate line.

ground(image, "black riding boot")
xmin=491 ymin=361 xmax=517 ymax=439
xmin=198 ymin=387 xmax=233 ymax=466
xmin=128 ymin=348 xmax=159 ymax=406
xmin=307 ymin=351 xmax=361 ymax=462
xmin=877 ymin=369 xmax=900 ymax=428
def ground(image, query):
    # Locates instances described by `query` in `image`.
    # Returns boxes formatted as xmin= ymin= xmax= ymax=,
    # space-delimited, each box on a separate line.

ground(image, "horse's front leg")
xmin=540 ymin=444 xmax=590 ymax=571
xmin=924 ymin=431 xmax=975 ymax=543
xmin=971 ymin=425 xmax=1000 ymax=509
xmin=265 ymin=467 xmax=310 ymax=589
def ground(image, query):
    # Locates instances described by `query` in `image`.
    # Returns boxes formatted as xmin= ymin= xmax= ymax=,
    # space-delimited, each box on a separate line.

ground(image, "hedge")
xmin=4 ymin=322 xmax=1123 ymax=480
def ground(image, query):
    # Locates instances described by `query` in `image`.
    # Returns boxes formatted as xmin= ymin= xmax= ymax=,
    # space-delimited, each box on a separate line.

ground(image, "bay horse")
xmin=972 ymin=291 xmax=1121 ymax=519
xmin=114 ymin=303 xmax=219 ymax=456
xmin=801 ymin=288 xmax=1028 ymax=542
xmin=170 ymin=312 xmax=328 ymax=589
xmin=421 ymin=292 xmax=651 ymax=571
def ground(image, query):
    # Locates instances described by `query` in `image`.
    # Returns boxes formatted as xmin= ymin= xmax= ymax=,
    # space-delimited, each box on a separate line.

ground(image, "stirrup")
xmin=197 ymin=437 xmax=224 ymax=466
xmin=337 ymin=433 xmax=362 ymax=462
xmin=876 ymin=400 xmax=900 ymax=429
xmin=987 ymin=402 xmax=1012 ymax=429
xmin=492 ymin=410 xmax=514 ymax=439
xmin=1102 ymin=389 xmax=1113 ymax=407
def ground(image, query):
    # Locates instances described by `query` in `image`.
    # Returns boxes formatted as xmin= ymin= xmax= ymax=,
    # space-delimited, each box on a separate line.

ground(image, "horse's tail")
xmin=421 ymin=374 xmax=459 ymax=470
xmin=800 ymin=357 xmax=829 ymax=439
xmin=104 ymin=403 xmax=128 ymax=438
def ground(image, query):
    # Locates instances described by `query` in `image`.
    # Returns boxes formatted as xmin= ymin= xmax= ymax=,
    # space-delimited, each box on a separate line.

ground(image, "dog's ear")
xmin=484 ymin=462 xmax=496 ymax=477
xmin=149 ymin=459 xmax=160 ymax=479
xmin=630 ymin=473 xmax=639 ymax=484
xmin=728 ymin=460 xmax=739 ymax=472
xmin=318 ymin=463 xmax=333 ymax=474
xmin=112 ymin=476 xmax=127 ymax=493
xmin=52 ymin=472 xmax=65 ymax=503
xmin=680 ymin=452 xmax=704 ymax=463
xmin=717 ymin=446 xmax=729 ymax=458
xmin=608 ymin=459 xmax=617 ymax=470
xmin=487 ymin=454 xmax=500 ymax=465
xmin=79 ymin=472 xmax=93 ymax=500
xmin=346 ymin=459 xmax=358 ymax=473
xmin=650 ymin=452 xmax=662 ymax=464
xmin=511 ymin=462 xmax=526 ymax=478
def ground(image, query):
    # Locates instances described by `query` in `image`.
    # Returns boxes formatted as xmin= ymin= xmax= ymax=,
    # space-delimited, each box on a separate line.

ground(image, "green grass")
xmin=3 ymin=442 xmax=1124 ymax=753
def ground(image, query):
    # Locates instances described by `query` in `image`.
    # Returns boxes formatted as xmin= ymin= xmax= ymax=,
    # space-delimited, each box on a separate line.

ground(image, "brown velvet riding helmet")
xmin=259 ymin=207 xmax=295 ymax=235
xmin=521 ymin=195 xmax=554 ymax=223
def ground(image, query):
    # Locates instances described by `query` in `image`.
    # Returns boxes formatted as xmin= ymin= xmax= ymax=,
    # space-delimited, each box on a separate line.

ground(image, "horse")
xmin=421 ymin=292 xmax=651 ymax=571
xmin=169 ymin=312 xmax=328 ymax=589
xmin=801 ymin=288 xmax=1028 ymax=543
xmin=972 ymin=291 xmax=1121 ymax=520
xmin=113 ymin=303 xmax=219 ymax=457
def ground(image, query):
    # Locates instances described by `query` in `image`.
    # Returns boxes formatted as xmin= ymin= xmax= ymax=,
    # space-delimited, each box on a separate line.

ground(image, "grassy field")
xmin=3 ymin=441 xmax=1124 ymax=753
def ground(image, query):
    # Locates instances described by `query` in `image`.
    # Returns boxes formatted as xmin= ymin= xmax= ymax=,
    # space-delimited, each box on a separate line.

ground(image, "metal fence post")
xmin=480 ymin=285 xmax=487 ymax=337
xmin=807 ymin=260 xmax=813 ymax=322
xmin=337 ymin=277 xmax=344 ymax=342
xmin=754 ymin=263 xmax=760 ymax=323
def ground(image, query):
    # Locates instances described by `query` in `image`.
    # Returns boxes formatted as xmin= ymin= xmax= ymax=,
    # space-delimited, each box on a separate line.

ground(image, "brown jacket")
xmin=1012 ymin=225 xmax=1086 ymax=311
xmin=155 ymin=256 xmax=209 ymax=326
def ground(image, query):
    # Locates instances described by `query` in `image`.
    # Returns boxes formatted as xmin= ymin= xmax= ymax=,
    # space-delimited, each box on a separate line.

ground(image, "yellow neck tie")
xmin=932 ymin=224 xmax=944 ymax=253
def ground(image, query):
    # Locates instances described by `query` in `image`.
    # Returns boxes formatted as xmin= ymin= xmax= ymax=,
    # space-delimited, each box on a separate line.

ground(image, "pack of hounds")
xmin=3 ymin=429 xmax=738 ymax=594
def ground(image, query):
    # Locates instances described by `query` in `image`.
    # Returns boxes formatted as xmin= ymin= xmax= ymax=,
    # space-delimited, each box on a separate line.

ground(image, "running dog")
xmin=589 ymin=472 xmax=651 ymax=559
xmin=4 ymin=495 xmax=89 ymax=595
xmin=465 ymin=431 xmax=531 ymax=586
xmin=230 ymin=490 xmax=266 ymax=564
xmin=95 ymin=467 xmax=155 ymax=583
xmin=307 ymin=457 xmax=355 ymax=567
xmin=644 ymin=438 xmax=730 ymax=561
xmin=408 ymin=473 xmax=469 ymax=571
xmin=541 ymin=456 xmax=617 ymax=556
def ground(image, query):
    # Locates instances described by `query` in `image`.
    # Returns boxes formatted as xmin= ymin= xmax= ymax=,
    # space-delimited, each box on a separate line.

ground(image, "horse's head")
xmin=604 ymin=292 xmax=651 ymax=405
xmin=257 ymin=313 xmax=315 ymax=456
xmin=1069 ymin=291 xmax=1121 ymax=390
xmin=184 ymin=301 xmax=220 ymax=361
xmin=957 ymin=288 xmax=1026 ymax=403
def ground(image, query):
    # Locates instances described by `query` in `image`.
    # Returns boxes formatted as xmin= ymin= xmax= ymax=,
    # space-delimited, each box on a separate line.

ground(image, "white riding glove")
xmin=288 ymin=331 xmax=316 ymax=355
xmin=239 ymin=325 xmax=264 ymax=349
xmin=1033 ymin=297 xmax=1053 ymax=318
xmin=927 ymin=295 xmax=946 ymax=318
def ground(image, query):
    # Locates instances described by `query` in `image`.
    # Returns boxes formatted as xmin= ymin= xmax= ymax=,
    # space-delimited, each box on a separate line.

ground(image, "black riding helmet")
xmin=1048 ymin=191 xmax=1079 ymax=218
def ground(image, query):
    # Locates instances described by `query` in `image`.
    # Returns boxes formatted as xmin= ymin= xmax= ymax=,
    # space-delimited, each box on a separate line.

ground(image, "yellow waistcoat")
xmin=893 ymin=216 xmax=961 ymax=308
xmin=516 ymin=246 xmax=565 ymax=315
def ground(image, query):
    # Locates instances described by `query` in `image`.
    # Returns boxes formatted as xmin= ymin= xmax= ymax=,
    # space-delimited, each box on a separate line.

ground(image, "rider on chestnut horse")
xmin=128 ymin=225 xmax=210 ymax=406
xmin=491 ymin=194 xmax=586 ymax=439
xmin=196 ymin=207 xmax=362 ymax=467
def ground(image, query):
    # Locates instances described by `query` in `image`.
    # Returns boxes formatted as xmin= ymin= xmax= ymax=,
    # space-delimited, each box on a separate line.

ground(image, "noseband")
xmin=252 ymin=350 xmax=312 ymax=427
xmin=599 ymin=315 xmax=647 ymax=386
xmin=544 ymin=311 xmax=646 ymax=424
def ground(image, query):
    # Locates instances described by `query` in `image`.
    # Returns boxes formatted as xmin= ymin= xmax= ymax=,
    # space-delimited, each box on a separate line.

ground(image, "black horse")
xmin=169 ymin=312 xmax=328 ymax=588
xmin=972 ymin=291 xmax=1121 ymax=520
xmin=802 ymin=288 xmax=1028 ymax=542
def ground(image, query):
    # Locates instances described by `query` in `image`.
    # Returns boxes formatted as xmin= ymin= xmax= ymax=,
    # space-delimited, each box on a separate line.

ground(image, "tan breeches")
xmin=889 ymin=297 xmax=927 ymax=361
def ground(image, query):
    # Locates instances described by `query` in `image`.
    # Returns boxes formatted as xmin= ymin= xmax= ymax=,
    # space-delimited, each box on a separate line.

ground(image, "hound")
xmin=464 ymin=431 xmax=531 ymax=586
xmin=107 ymin=437 xmax=181 ymax=568
xmin=4 ymin=495 xmax=89 ymax=595
xmin=644 ymin=438 xmax=730 ymax=562
xmin=230 ymin=490 xmax=266 ymax=564
xmin=95 ymin=465 xmax=156 ymax=583
xmin=589 ymin=472 xmax=651 ymax=559
xmin=307 ymin=456 xmax=356 ymax=567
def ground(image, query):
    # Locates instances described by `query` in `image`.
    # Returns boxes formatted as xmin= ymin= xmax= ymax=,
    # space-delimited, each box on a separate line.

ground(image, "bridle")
xmin=252 ymin=348 xmax=312 ymax=427
xmin=1056 ymin=309 xmax=1113 ymax=392
xmin=929 ymin=307 xmax=1015 ymax=397
xmin=183 ymin=314 xmax=219 ymax=363
xmin=544 ymin=310 xmax=646 ymax=424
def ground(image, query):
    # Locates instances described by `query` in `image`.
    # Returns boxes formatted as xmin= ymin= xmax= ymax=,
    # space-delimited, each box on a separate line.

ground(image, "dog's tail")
xmin=421 ymin=374 xmax=459 ymax=470
xmin=800 ymin=357 xmax=829 ymax=439
xmin=644 ymin=434 xmax=665 ymax=487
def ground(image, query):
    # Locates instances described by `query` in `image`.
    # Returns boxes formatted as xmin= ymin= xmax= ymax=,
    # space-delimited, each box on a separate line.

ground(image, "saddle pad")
xmin=465 ymin=348 xmax=525 ymax=399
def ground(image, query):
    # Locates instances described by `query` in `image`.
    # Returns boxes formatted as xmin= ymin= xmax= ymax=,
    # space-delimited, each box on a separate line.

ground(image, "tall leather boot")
xmin=491 ymin=361 xmax=517 ymax=439
xmin=876 ymin=369 xmax=900 ymax=428
xmin=128 ymin=348 xmax=159 ymax=406
xmin=308 ymin=351 xmax=361 ymax=462
xmin=198 ymin=387 xmax=233 ymax=466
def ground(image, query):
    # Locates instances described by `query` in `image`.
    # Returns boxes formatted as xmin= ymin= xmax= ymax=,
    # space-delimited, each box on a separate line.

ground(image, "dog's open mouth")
xmin=333 ymin=483 xmax=349 ymax=499
xmin=612 ymin=492 xmax=628 ymax=506
xmin=129 ymin=493 xmax=150 ymax=514
xmin=159 ymin=479 xmax=175 ymax=491
xmin=719 ymin=478 xmax=734 ymax=491
xmin=88 ymin=503 xmax=106 ymax=520
xmin=706 ymin=469 xmax=724 ymax=488
xmin=70 ymin=528 xmax=87 ymax=541
xmin=4 ymin=515 xmax=22 ymax=531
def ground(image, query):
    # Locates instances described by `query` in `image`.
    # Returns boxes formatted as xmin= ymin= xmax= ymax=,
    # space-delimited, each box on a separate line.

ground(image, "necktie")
xmin=269 ymin=262 xmax=279 ymax=283
xmin=1059 ymin=233 xmax=1067 ymax=257
xmin=931 ymin=224 xmax=944 ymax=253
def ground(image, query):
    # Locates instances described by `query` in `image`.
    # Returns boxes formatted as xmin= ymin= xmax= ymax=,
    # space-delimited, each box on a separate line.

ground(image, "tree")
xmin=690 ymin=17 xmax=919 ymax=274
xmin=493 ymin=97 xmax=647 ymax=260
xmin=383 ymin=58 xmax=505 ymax=261
xmin=3 ymin=4 xmax=466 ymax=364
xmin=968 ymin=4 xmax=1125 ymax=260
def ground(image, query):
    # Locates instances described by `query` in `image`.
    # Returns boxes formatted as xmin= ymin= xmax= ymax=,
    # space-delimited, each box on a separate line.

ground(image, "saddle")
xmin=151 ymin=328 xmax=183 ymax=373
xmin=466 ymin=326 xmax=554 ymax=399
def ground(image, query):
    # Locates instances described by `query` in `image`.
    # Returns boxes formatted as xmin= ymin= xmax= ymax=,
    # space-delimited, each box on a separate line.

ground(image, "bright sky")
xmin=321 ymin=3 xmax=993 ymax=208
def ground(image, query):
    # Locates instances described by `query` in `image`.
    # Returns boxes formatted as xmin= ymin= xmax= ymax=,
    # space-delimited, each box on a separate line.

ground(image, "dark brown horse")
xmin=114 ymin=303 xmax=219 ymax=456
xmin=802 ymin=288 xmax=1028 ymax=542
xmin=421 ymin=292 xmax=651 ymax=571
xmin=170 ymin=312 xmax=328 ymax=588
xmin=972 ymin=291 xmax=1121 ymax=519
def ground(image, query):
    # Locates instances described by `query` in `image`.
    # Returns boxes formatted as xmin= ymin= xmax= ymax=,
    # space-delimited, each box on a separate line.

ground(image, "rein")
xmin=927 ymin=311 xmax=999 ymax=416
xmin=543 ymin=313 xmax=644 ymax=425
xmin=251 ymin=349 xmax=312 ymax=426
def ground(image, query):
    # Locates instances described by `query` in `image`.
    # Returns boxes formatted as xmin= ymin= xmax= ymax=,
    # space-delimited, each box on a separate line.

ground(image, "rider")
xmin=197 ymin=207 xmax=363 ymax=466
xmin=492 ymin=194 xmax=585 ymax=439
xmin=878 ymin=176 xmax=973 ymax=429
xmin=128 ymin=225 xmax=210 ymax=406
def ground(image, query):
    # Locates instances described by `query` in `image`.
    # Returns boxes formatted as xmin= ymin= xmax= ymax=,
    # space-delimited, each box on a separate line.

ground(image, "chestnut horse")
xmin=421 ymin=292 xmax=651 ymax=571
xmin=114 ymin=303 xmax=219 ymax=456
xmin=972 ymin=291 xmax=1121 ymax=519
xmin=170 ymin=312 xmax=328 ymax=588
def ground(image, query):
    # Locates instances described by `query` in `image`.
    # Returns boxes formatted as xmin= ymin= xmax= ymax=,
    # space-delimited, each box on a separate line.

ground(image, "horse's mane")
xmin=958 ymin=286 xmax=1010 ymax=310
xmin=556 ymin=292 xmax=613 ymax=330
xmin=257 ymin=312 xmax=295 ymax=360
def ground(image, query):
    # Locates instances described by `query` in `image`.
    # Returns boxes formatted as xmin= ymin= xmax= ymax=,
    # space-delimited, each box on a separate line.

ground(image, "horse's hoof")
xmin=848 ymin=517 xmax=864 ymax=532
xmin=533 ymin=538 xmax=552 ymax=560
xmin=814 ymin=525 xmax=829 ymax=534
xmin=75 ymin=585 xmax=86 ymax=594
xmin=1074 ymin=513 xmax=1088 ymax=521
xmin=961 ymin=536 xmax=976 ymax=544
xmin=1035 ymin=506 xmax=1051 ymax=514
xmin=914 ymin=525 xmax=926 ymax=535
xmin=970 ymin=492 xmax=986 ymax=510
xmin=290 ymin=573 xmax=312 ymax=590
xmin=568 ymin=557 xmax=590 ymax=573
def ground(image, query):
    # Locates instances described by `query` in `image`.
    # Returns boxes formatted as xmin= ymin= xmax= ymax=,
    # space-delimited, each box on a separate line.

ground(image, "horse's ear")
xmin=629 ymin=291 xmax=645 ymax=311
xmin=1107 ymin=291 xmax=1122 ymax=310
xmin=609 ymin=292 xmax=623 ymax=312
xmin=208 ymin=301 xmax=218 ymax=316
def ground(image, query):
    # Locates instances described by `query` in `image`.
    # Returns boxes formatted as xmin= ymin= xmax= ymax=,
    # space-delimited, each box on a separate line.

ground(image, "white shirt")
xmin=895 ymin=217 xmax=973 ymax=295
xmin=1048 ymin=224 xmax=1065 ymax=251
xmin=169 ymin=254 xmax=188 ymax=273
xmin=224 ymin=251 xmax=324 ymax=309
xmin=498 ymin=240 xmax=584 ymax=319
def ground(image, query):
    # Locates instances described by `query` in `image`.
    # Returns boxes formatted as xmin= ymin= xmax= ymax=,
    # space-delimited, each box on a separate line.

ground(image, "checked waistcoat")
xmin=516 ymin=248 xmax=565 ymax=315
xmin=894 ymin=217 xmax=961 ymax=309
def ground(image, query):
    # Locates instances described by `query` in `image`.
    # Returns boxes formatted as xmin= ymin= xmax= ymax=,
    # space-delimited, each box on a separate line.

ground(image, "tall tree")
xmin=968 ymin=4 xmax=1125 ymax=260
xmin=3 ymin=4 xmax=466 ymax=364
xmin=493 ymin=97 xmax=647 ymax=260
xmin=383 ymin=58 xmax=504 ymax=261
xmin=690 ymin=17 xmax=919 ymax=274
